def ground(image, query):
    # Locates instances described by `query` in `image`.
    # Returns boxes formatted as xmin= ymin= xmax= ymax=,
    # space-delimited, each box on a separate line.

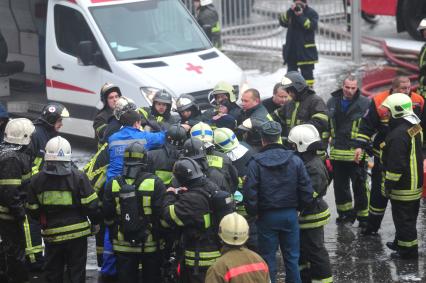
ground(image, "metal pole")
xmin=351 ymin=0 xmax=362 ymax=64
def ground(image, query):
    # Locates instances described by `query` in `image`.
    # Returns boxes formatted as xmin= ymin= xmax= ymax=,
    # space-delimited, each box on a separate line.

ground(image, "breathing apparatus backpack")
xmin=210 ymin=189 xmax=235 ymax=227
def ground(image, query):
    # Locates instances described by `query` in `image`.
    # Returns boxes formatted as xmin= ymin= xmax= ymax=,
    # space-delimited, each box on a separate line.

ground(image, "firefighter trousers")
xmin=23 ymin=216 xmax=44 ymax=271
xmin=116 ymin=251 xmax=162 ymax=283
xmin=332 ymin=160 xmax=369 ymax=221
xmin=366 ymin=158 xmax=388 ymax=232
xmin=391 ymin=199 xmax=420 ymax=255
xmin=95 ymin=223 xmax=106 ymax=267
xmin=0 ymin=220 xmax=29 ymax=283
xmin=300 ymin=227 xmax=333 ymax=283
xmin=179 ymin=263 xmax=210 ymax=283
xmin=44 ymin=237 xmax=88 ymax=283
xmin=288 ymin=61 xmax=315 ymax=87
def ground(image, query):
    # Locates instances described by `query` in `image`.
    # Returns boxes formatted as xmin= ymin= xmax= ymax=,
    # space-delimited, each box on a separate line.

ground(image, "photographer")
xmin=279 ymin=0 xmax=319 ymax=88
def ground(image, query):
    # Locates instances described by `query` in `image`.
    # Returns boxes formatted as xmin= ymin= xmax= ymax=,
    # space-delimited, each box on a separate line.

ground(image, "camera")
xmin=294 ymin=3 xmax=303 ymax=12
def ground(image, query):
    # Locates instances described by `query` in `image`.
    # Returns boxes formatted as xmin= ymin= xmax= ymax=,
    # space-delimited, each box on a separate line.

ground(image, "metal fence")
xmin=184 ymin=0 xmax=352 ymax=58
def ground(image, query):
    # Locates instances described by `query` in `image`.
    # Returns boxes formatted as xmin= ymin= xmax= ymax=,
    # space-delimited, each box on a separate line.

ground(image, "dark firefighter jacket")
xmin=299 ymin=151 xmax=330 ymax=229
xmin=138 ymin=106 xmax=179 ymax=130
xmin=355 ymin=90 xmax=425 ymax=158
xmin=327 ymin=89 xmax=370 ymax=161
xmin=262 ymin=97 xmax=282 ymax=114
xmin=272 ymin=88 xmax=329 ymax=145
xmin=419 ymin=43 xmax=426 ymax=97
xmin=180 ymin=106 xmax=203 ymax=128
xmin=162 ymin=178 xmax=221 ymax=268
xmin=83 ymin=142 xmax=109 ymax=196
xmin=93 ymin=107 xmax=113 ymax=142
xmin=243 ymin=143 xmax=314 ymax=216
xmin=381 ymin=119 xmax=423 ymax=201
xmin=103 ymin=172 xmax=166 ymax=253
xmin=0 ymin=143 xmax=32 ymax=221
xmin=29 ymin=119 xmax=58 ymax=175
xmin=206 ymin=148 xmax=239 ymax=194
xmin=197 ymin=4 xmax=221 ymax=48
xmin=146 ymin=143 xmax=181 ymax=186
xmin=205 ymin=246 xmax=270 ymax=283
xmin=26 ymin=167 xmax=100 ymax=243
xmin=279 ymin=5 xmax=319 ymax=66
xmin=237 ymin=104 xmax=272 ymax=149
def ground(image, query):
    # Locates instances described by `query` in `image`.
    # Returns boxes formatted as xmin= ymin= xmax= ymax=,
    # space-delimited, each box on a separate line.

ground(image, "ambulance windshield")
xmin=90 ymin=0 xmax=212 ymax=61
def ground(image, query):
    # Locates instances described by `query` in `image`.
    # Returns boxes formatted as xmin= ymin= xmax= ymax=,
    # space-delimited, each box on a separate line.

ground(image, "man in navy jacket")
xmin=243 ymin=120 xmax=314 ymax=283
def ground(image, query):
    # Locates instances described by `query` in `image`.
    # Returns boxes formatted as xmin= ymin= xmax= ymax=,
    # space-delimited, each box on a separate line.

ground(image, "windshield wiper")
xmin=127 ymin=47 xmax=208 ymax=61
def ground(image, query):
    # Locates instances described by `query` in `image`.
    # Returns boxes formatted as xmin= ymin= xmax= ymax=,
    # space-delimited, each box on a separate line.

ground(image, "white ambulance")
xmin=1 ymin=0 xmax=244 ymax=138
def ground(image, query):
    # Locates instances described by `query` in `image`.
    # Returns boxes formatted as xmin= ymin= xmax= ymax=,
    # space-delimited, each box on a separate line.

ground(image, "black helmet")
xmin=41 ymin=103 xmax=70 ymax=126
xmin=123 ymin=142 xmax=147 ymax=178
xmin=153 ymin=90 xmax=172 ymax=105
xmin=176 ymin=94 xmax=198 ymax=112
xmin=281 ymin=71 xmax=307 ymax=93
xmin=173 ymin=157 xmax=204 ymax=185
xmin=100 ymin=83 xmax=122 ymax=106
xmin=182 ymin=137 xmax=206 ymax=160
xmin=167 ymin=124 xmax=187 ymax=146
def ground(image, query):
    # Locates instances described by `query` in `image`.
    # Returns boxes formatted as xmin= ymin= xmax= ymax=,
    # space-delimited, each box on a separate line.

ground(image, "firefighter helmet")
xmin=44 ymin=136 xmax=72 ymax=162
xmin=123 ymin=142 xmax=146 ymax=166
xmin=208 ymin=81 xmax=237 ymax=104
xmin=100 ymin=83 xmax=122 ymax=106
xmin=200 ymin=0 xmax=213 ymax=6
xmin=113 ymin=96 xmax=137 ymax=120
xmin=173 ymin=157 xmax=204 ymax=185
xmin=288 ymin=124 xmax=320 ymax=153
xmin=417 ymin=18 xmax=426 ymax=31
xmin=153 ymin=90 xmax=172 ymax=105
xmin=213 ymin=127 xmax=239 ymax=153
xmin=182 ymin=137 xmax=206 ymax=160
xmin=40 ymin=103 xmax=69 ymax=126
xmin=382 ymin=92 xmax=420 ymax=124
xmin=218 ymin=212 xmax=249 ymax=246
xmin=4 ymin=118 xmax=35 ymax=145
xmin=281 ymin=71 xmax=307 ymax=93
xmin=167 ymin=124 xmax=187 ymax=146
xmin=190 ymin=122 xmax=214 ymax=144
xmin=176 ymin=94 xmax=197 ymax=113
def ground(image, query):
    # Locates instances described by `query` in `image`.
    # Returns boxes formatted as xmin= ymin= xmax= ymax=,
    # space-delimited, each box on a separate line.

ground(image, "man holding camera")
xmin=279 ymin=0 xmax=319 ymax=88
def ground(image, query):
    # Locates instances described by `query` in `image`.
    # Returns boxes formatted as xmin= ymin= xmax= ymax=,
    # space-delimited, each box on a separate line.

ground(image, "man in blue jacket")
xmin=243 ymin=120 xmax=314 ymax=283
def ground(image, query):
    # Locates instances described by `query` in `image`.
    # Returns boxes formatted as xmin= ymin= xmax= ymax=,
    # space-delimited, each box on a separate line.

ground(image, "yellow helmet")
xmin=218 ymin=212 xmax=249 ymax=246
xmin=190 ymin=122 xmax=213 ymax=144
xmin=208 ymin=81 xmax=237 ymax=104
xmin=213 ymin=127 xmax=239 ymax=153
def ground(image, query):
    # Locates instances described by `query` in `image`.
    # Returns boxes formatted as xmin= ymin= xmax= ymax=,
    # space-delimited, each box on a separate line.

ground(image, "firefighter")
xmin=327 ymin=75 xmax=370 ymax=225
xmin=0 ymin=118 xmax=35 ymax=283
xmin=190 ymin=122 xmax=239 ymax=193
xmin=380 ymin=93 xmax=423 ymax=259
xmin=26 ymin=136 xmax=101 ymax=283
xmin=193 ymin=0 xmax=221 ymax=48
xmin=288 ymin=124 xmax=333 ymax=283
xmin=418 ymin=19 xmax=426 ymax=98
xmin=278 ymin=0 xmax=319 ymax=87
xmin=103 ymin=141 xmax=166 ymax=282
xmin=162 ymin=157 xmax=222 ymax=283
xmin=146 ymin=124 xmax=187 ymax=185
xmin=237 ymin=88 xmax=273 ymax=151
xmin=93 ymin=83 xmax=122 ymax=143
xmin=272 ymin=71 xmax=329 ymax=155
xmin=213 ymin=127 xmax=257 ymax=251
xmin=138 ymin=90 xmax=178 ymax=130
xmin=205 ymin=213 xmax=270 ymax=283
xmin=354 ymin=76 xmax=425 ymax=235
xmin=176 ymin=94 xmax=203 ymax=132
xmin=204 ymin=81 xmax=242 ymax=124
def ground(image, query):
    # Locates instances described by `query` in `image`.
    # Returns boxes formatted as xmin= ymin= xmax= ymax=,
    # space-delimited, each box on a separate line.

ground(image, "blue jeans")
xmin=257 ymin=208 xmax=301 ymax=283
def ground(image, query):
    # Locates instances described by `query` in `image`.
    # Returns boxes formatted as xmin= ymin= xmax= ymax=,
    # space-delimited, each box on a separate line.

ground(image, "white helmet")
xmin=382 ymin=92 xmax=420 ymax=124
xmin=200 ymin=0 xmax=213 ymax=6
xmin=218 ymin=212 xmax=249 ymax=246
xmin=417 ymin=18 xmax=426 ymax=31
xmin=4 ymin=118 xmax=35 ymax=145
xmin=113 ymin=96 xmax=137 ymax=120
xmin=44 ymin=136 xmax=72 ymax=162
xmin=190 ymin=122 xmax=213 ymax=144
xmin=288 ymin=124 xmax=320 ymax=153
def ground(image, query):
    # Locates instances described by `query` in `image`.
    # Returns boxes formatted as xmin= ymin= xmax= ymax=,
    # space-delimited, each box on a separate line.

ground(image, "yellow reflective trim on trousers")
xmin=206 ymin=155 xmax=223 ymax=168
xmin=336 ymin=202 xmax=352 ymax=211
xmin=304 ymin=18 xmax=311 ymax=29
xmin=409 ymin=136 xmax=418 ymax=191
xmin=169 ymin=205 xmax=184 ymax=226
xmin=300 ymin=208 xmax=330 ymax=221
xmin=185 ymin=258 xmax=217 ymax=267
xmin=81 ymin=192 xmax=98 ymax=205
xmin=185 ymin=250 xmax=221 ymax=258
xmin=42 ymin=221 xmax=90 ymax=236
xmin=304 ymin=44 xmax=316 ymax=48
xmin=22 ymin=172 xmax=31 ymax=182
xmin=204 ymin=213 xmax=211 ymax=229
xmin=37 ymin=191 xmax=73 ymax=205
xmin=26 ymin=203 xmax=39 ymax=210
xmin=389 ymin=188 xmax=422 ymax=201
xmin=312 ymin=276 xmax=334 ymax=283
xmin=44 ymin=229 xmax=91 ymax=243
xmin=290 ymin=102 xmax=300 ymax=128
xmin=23 ymin=216 xmax=35 ymax=263
xmin=357 ymin=208 xmax=369 ymax=217
xmin=25 ymin=245 xmax=43 ymax=255
xmin=0 ymin=205 xmax=9 ymax=213
xmin=397 ymin=239 xmax=418 ymax=248
xmin=297 ymin=60 xmax=318 ymax=66
xmin=32 ymin=157 xmax=43 ymax=175
xmin=329 ymin=148 xmax=356 ymax=161
xmin=369 ymin=205 xmax=385 ymax=213
xmin=312 ymin=113 xmax=329 ymax=122
xmin=211 ymin=21 xmax=221 ymax=33
xmin=155 ymin=170 xmax=172 ymax=185
xmin=0 ymin=179 xmax=22 ymax=186
xmin=385 ymin=171 xmax=401 ymax=182
xmin=300 ymin=218 xmax=330 ymax=229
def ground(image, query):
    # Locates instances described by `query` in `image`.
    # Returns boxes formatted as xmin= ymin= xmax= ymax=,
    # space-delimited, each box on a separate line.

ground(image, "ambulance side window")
xmin=54 ymin=5 xmax=98 ymax=57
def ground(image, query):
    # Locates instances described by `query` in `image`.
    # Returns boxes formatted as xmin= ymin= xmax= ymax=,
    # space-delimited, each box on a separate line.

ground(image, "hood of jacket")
xmin=254 ymin=143 xmax=293 ymax=167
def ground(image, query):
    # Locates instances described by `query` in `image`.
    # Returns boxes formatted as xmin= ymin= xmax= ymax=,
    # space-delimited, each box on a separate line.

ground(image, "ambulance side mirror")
xmin=77 ymin=41 xmax=95 ymax=66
